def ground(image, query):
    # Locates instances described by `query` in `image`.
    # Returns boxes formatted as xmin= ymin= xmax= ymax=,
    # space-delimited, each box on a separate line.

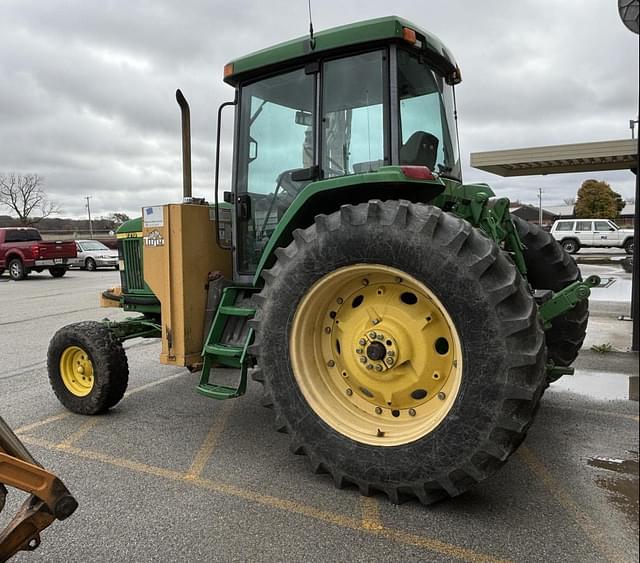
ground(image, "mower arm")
xmin=0 ymin=416 xmax=77 ymax=562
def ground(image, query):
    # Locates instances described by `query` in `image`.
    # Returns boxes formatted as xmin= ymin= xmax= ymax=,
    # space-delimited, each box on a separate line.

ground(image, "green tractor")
xmin=47 ymin=16 xmax=597 ymax=504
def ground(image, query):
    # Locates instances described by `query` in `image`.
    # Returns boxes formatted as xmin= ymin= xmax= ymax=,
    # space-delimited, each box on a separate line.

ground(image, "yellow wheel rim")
xmin=290 ymin=264 xmax=463 ymax=446
xmin=60 ymin=346 xmax=95 ymax=397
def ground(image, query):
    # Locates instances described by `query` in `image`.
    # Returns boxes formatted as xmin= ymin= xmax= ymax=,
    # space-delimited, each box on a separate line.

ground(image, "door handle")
xmin=237 ymin=194 xmax=251 ymax=221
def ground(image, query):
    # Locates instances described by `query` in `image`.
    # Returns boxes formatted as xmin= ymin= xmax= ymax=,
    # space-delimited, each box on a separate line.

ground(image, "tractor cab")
xmin=221 ymin=16 xmax=462 ymax=275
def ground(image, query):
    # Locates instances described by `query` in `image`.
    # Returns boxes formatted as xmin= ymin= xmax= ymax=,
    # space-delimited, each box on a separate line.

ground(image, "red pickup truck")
xmin=0 ymin=227 xmax=77 ymax=280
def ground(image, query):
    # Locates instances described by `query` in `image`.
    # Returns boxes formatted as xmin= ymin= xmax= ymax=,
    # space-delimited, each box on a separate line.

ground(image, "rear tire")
xmin=513 ymin=217 xmax=588 ymax=375
xmin=47 ymin=321 xmax=129 ymax=414
xmin=8 ymin=258 xmax=27 ymax=281
xmin=251 ymin=201 xmax=546 ymax=504
xmin=624 ymin=238 xmax=634 ymax=255
xmin=561 ymin=239 xmax=579 ymax=254
xmin=49 ymin=266 xmax=67 ymax=278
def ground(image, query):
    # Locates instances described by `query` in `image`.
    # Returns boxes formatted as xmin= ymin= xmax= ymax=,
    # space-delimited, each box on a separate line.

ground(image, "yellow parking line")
xmin=518 ymin=446 xmax=628 ymax=563
xmin=359 ymin=495 xmax=383 ymax=531
xmin=14 ymin=372 xmax=186 ymax=435
xmin=185 ymin=401 xmax=234 ymax=480
xmin=56 ymin=418 xmax=100 ymax=449
xmin=15 ymin=412 xmax=71 ymax=435
xmin=21 ymin=434 xmax=508 ymax=563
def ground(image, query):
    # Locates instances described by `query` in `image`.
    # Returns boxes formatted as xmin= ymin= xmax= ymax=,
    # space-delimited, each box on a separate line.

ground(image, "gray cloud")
xmin=1 ymin=0 xmax=637 ymax=219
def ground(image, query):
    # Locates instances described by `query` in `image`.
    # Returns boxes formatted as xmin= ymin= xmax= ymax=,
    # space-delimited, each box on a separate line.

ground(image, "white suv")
xmin=550 ymin=219 xmax=634 ymax=254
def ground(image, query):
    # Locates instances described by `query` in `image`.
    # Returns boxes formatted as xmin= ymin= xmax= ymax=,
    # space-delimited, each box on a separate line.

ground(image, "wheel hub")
xmin=290 ymin=264 xmax=463 ymax=446
xmin=59 ymin=346 xmax=94 ymax=397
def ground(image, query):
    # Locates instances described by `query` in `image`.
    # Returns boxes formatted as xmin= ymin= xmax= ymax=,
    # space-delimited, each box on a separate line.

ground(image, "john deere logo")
xmin=144 ymin=229 xmax=165 ymax=247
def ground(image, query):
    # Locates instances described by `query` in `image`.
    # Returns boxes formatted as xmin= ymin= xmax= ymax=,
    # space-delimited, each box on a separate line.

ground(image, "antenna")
xmin=308 ymin=0 xmax=316 ymax=50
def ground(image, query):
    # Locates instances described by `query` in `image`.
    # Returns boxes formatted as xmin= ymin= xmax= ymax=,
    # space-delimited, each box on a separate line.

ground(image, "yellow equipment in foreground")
xmin=0 ymin=416 xmax=77 ymax=562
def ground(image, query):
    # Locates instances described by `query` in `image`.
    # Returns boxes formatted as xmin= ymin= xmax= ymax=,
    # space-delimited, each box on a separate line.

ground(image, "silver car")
xmin=73 ymin=240 xmax=119 ymax=270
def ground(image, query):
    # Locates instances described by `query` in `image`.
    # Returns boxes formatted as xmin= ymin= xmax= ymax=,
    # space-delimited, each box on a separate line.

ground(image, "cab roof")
xmin=224 ymin=15 xmax=460 ymax=86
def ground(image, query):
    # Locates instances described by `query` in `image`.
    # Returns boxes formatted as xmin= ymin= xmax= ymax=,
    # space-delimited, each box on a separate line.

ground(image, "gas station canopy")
xmin=470 ymin=139 xmax=638 ymax=176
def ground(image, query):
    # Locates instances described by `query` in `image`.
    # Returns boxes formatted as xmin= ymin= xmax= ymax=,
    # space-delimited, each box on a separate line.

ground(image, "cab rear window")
xmin=3 ymin=229 xmax=42 ymax=242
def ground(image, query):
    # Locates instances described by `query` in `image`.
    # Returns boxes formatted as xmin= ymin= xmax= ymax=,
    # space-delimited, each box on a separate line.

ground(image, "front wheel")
xmin=47 ymin=321 xmax=129 ymax=414
xmin=624 ymin=238 xmax=634 ymax=255
xmin=85 ymin=258 xmax=97 ymax=271
xmin=561 ymin=239 xmax=579 ymax=254
xmin=251 ymin=201 xmax=546 ymax=504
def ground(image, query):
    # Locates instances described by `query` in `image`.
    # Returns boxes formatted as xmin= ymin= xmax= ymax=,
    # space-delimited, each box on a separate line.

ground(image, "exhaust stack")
xmin=176 ymin=89 xmax=192 ymax=200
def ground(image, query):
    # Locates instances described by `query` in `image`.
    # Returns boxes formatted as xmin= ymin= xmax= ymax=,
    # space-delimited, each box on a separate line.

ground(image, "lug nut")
xmin=409 ymin=408 xmax=416 ymax=417
xmin=386 ymin=357 xmax=394 ymax=365
xmin=356 ymin=348 xmax=363 ymax=354
xmin=346 ymin=388 xmax=353 ymax=396
xmin=372 ymin=318 xmax=380 ymax=325
xmin=336 ymin=297 xmax=344 ymax=305
xmin=369 ymin=332 xmax=377 ymax=339
xmin=375 ymin=365 xmax=383 ymax=372
xmin=377 ymin=334 xmax=384 ymax=341
xmin=366 ymin=364 xmax=374 ymax=370
xmin=362 ymin=279 xmax=369 ymax=286
xmin=438 ymin=392 xmax=446 ymax=400
xmin=359 ymin=356 xmax=367 ymax=363
xmin=327 ymin=360 xmax=335 ymax=367
xmin=359 ymin=338 xmax=367 ymax=346
xmin=387 ymin=351 xmax=395 ymax=357
xmin=375 ymin=407 xmax=382 ymax=415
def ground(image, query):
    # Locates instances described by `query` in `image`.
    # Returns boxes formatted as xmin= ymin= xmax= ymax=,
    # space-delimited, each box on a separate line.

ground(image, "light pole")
xmin=538 ymin=188 xmax=543 ymax=226
xmin=85 ymin=196 xmax=93 ymax=239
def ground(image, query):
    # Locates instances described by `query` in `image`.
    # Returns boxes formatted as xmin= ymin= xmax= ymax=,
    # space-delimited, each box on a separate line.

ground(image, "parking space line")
xmin=20 ymin=434 xmax=508 ymax=562
xmin=359 ymin=495 xmax=383 ymax=531
xmin=518 ymin=446 xmax=628 ymax=563
xmin=56 ymin=418 xmax=100 ymax=449
xmin=185 ymin=401 xmax=234 ymax=480
xmin=14 ymin=372 xmax=187 ymax=435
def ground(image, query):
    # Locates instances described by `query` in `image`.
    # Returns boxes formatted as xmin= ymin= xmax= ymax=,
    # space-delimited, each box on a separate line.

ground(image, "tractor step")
xmin=197 ymin=286 xmax=257 ymax=400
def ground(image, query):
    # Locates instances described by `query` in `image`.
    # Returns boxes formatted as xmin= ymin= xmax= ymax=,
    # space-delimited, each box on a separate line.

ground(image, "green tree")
xmin=574 ymin=179 xmax=625 ymax=220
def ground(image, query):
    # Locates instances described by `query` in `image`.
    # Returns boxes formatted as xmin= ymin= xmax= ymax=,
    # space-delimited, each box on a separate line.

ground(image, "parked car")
xmin=0 ymin=227 xmax=77 ymax=280
xmin=550 ymin=219 xmax=634 ymax=254
xmin=72 ymin=240 xmax=119 ymax=270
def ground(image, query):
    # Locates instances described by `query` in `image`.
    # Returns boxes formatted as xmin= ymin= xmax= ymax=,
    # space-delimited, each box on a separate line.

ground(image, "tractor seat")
xmin=400 ymin=131 xmax=439 ymax=169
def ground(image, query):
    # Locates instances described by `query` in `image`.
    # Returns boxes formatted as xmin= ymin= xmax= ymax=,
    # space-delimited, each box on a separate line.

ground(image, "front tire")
xmin=251 ymin=201 xmax=546 ymax=504
xmin=47 ymin=321 xmax=129 ymax=414
xmin=85 ymin=258 xmax=97 ymax=271
xmin=513 ymin=217 xmax=588 ymax=374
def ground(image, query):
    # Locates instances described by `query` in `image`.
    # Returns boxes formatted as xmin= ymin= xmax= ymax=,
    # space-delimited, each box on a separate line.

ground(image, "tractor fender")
xmin=252 ymin=166 xmax=446 ymax=284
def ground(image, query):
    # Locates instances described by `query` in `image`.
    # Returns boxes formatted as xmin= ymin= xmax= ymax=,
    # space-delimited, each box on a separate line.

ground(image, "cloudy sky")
xmin=1 ymin=0 xmax=638 ymax=220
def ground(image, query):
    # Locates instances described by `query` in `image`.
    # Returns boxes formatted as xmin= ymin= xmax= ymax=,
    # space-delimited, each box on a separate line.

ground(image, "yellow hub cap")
xmin=290 ymin=264 xmax=462 ymax=446
xmin=60 ymin=346 xmax=95 ymax=397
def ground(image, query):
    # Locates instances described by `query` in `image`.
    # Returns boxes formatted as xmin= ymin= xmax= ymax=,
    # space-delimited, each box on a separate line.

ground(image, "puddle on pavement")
xmin=587 ymin=451 xmax=639 ymax=531
xmin=549 ymin=370 xmax=631 ymax=401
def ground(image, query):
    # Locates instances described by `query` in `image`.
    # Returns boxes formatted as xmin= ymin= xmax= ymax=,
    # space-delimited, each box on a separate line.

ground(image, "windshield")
xmin=80 ymin=241 xmax=109 ymax=251
xmin=397 ymin=49 xmax=460 ymax=178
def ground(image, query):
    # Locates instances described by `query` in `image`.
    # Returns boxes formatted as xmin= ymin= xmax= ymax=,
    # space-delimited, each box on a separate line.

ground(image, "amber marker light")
xmin=402 ymin=27 xmax=417 ymax=44
xmin=223 ymin=63 xmax=234 ymax=78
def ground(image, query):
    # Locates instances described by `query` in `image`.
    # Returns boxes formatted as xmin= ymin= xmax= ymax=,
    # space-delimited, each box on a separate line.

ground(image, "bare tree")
xmin=562 ymin=198 xmax=576 ymax=206
xmin=0 ymin=173 xmax=60 ymax=225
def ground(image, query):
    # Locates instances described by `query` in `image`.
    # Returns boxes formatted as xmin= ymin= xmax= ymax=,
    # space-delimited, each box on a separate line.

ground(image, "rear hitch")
xmin=538 ymin=275 xmax=602 ymax=330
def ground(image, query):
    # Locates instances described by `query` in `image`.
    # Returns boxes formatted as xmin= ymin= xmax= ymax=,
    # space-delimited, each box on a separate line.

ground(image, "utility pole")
xmin=85 ymin=196 xmax=93 ymax=239
xmin=538 ymin=188 xmax=543 ymax=226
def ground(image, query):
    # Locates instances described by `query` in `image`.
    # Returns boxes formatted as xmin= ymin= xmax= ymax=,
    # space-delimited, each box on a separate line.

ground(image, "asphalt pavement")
xmin=1 ymin=267 xmax=638 ymax=562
